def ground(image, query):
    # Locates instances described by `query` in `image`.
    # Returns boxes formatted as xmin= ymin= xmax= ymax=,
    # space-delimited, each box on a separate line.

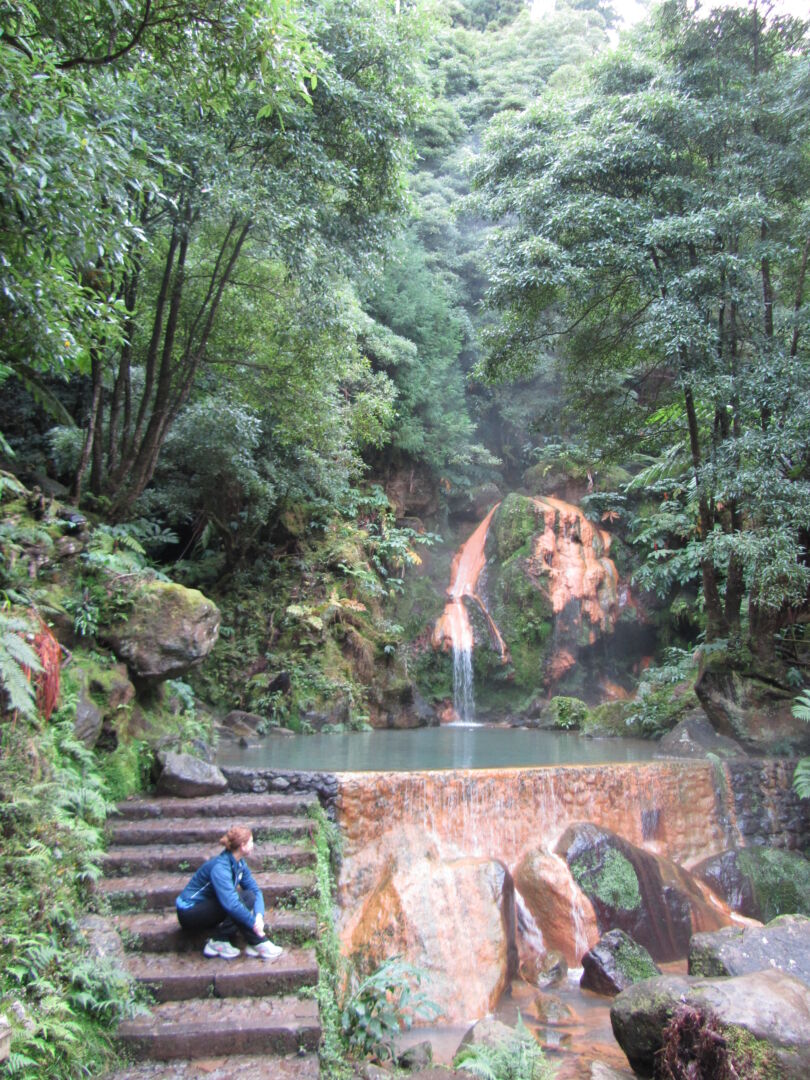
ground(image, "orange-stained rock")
xmin=338 ymin=826 xmax=511 ymax=1023
xmin=515 ymin=848 xmax=599 ymax=967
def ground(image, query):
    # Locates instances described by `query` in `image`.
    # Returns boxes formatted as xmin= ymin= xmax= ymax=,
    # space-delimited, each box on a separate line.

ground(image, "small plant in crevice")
xmin=791 ymin=689 xmax=810 ymax=798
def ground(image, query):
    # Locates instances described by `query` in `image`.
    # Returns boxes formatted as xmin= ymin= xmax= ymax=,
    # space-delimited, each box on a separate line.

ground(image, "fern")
xmin=0 ymin=609 xmax=40 ymax=717
xmin=793 ymin=691 xmax=810 ymax=798
xmin=454 ymin=1017 xmax=554 ymax=1080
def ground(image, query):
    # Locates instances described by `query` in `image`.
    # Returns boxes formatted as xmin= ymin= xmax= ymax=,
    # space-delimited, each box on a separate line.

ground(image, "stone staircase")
xmin=104 ymin=793 xmax=322 ymax=1077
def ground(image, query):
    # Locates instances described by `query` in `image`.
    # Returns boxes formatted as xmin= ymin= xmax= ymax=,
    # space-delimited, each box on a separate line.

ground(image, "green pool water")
xmin=216 ymin=725 xmax=661 ymax=773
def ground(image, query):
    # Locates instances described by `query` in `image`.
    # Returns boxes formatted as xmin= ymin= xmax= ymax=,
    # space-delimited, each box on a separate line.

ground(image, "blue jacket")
xmin=175 ymin=850 xmax=265 ymax=931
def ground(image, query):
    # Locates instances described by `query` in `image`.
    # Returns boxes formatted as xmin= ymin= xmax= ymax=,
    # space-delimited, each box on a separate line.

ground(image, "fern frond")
xmin=791 ymin=690 xmax=810 ymax=724
xmin=793 ymin=757 xmax=810 ymax=799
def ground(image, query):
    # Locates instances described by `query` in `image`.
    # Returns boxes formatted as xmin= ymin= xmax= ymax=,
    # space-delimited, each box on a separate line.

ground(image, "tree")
xmin=473 ymin=0 xmax=810 ymax=661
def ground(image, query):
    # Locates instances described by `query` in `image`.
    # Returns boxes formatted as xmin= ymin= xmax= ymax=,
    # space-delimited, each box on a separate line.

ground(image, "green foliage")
xmin=0 ymin=607 xmax=40 ymax=717
xmin=737 ymin=848 xmax=810 ymax=922
xmin=473 ymin=0 xmax=810 ymax=655
xmin=613 ymin=937 xmax=659 ymax=984
xmin=0 ymin=704 xmax=139 ymax=1077
xmin=340 ymin=955 xmax=440 ymax=1063
xmin=548 ymin=695 xmax=588 ymax=730
xmin=454 ymin=1016 xmax=554 ymax=1080
xmin=310 ymin=803 xmax=351 ymax=1079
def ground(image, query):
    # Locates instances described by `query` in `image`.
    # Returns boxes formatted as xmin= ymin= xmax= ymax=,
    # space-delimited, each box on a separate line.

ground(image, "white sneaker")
xmin=245 ymin=940 xmax=283 ymax=961
xmin=203 ymin=939 xmax=240 ymax=959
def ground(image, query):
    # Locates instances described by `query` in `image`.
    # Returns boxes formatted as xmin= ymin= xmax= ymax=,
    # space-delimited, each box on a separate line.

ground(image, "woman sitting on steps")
xmin=175 ymin=824 xmax=283 ymax=961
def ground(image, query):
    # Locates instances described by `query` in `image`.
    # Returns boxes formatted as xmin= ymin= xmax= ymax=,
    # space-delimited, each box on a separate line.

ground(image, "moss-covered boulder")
xmin=104 ymin=581 xmax=220 ymax=681
xmin=556 ymin=822 xmax=730 ymax=962
xmin=580 ymin=929 xmax=661 ymax=996
xmin=692 ymin=847 xmax=810 ymax=922
xmin=610 ymin=970 xmax=810 ymax=1079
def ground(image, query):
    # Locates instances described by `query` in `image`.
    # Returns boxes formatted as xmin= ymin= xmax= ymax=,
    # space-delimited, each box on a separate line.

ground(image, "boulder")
xmin=655 ymin=713 xmax=748 ymax=759
xmin=692 ymin=846 xmax=810 ymax=922
xmin=514 ymin=846 xmax=599 ymax=966
xmin=689 ymin=914 xmax=810 ymax=988
xmin=580 ymin=930 xmax=661 ymax=996
xmin=610 ymin=969 xmax=810 ymax=1078
xmin=222 ymin=710 xmax=266 ymax=736
xmin=398 ymin=1041 xmax=433 ymax=1070
xmin=695 ymin=662 xmax=810 ymax=751
xmin=458 ymin=1016 xmax=516 ymax=1050
xmin=556 ymin=822 xmax=730 ymax=961
xmin=155 ymin=751 xmax=227 ymax=797
xmin=104 ymin=581 xmax=220 ymax=681
xmin=340 ymin=827 xmax=512 ymax=1023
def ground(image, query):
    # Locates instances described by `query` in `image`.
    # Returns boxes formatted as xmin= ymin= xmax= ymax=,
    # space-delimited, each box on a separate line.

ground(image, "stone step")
xmin=99 ymin=870 xmax=316 ymax=913
xmin=117 ymin=995 xmax=321 ymax=1060
xmin=102 ymin=842 xmax=314 ymax=876
xmin=125 ymin=947 xmax=318 ymax=1002
xmin=108 ymin=816 xmax=312 ymax=847
xmin=115 ymin=909 xmax=317 ymax=952
xmin=115 ymin=793 xmax=317 ymax=821
xmin=101 ymin=1051 xmax=321 ymax=1079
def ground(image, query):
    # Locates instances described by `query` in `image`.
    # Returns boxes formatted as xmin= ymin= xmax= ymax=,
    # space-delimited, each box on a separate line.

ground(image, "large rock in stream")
xmin=338 ymin=826 xmax=513 ymax=1022
xmin=580 ymin=929 xmax=660 ymax=996
xmin=104 ymin=581 xmax=220 ymax=681
xmin=556 ymin=823 xmax=731 ymax=961
xmin=610 ymin=969 xmax=810 ymax=1078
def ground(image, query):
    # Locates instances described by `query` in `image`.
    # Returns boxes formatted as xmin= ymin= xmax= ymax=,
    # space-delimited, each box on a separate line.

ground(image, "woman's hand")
xmin=252 ymin=912 xmax=264 ymax=936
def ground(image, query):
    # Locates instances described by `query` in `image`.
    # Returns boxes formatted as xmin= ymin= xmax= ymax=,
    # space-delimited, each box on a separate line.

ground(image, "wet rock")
xmin=689 ymin=914 xmax=810 ymax=988
xmin=695 ymin=662 xmax=810 ymax=752
xmin=514 ymin=846 xmax=599 ymax=966
xmin=398 ymin=1041 xmax=433 ymax=1070
xmin=725 ymin=759 xmax=810 ymax=850
xmin=526 ymin=991 xmax=576 ymax=1024
xmin=580 ymin=929 xmax=660 ymax=996
xmin=610 ymin=969 xmax=810 ymax=1079
xmin=590 ymin=1064 xmax=631 ymax=1080
xmin=384 ymin=465 xmax=439 ymax=519
xmin=340 ymin=827 xmax=511 ymax=1023
xmin=74 ymin=681 xmax=104 ymax=747
xmin=555 ymin=822 xmax=730 ymax=962
xmin=104 ymin=581 xmax=220 ymax=681
xmin=537 ymin=950 xmax=568 ymax=987
xmin=222 ymin=710 xmax=266 ymax=736
xmin=155 ymin=751 xmax=227 ymax=797
xmin=655 ymin=714 xmax=748 ymax=759
xmin=458 ymin=1016 xmax=516 ymax=1050
xmin=693 ymin=845 xmax=810 ymax=921
xmin=691 ymin=848 xmax=759 ymax=917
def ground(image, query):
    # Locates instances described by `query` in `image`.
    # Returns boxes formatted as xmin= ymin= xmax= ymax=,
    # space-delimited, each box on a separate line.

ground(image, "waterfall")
xmin=433 ymin=504 xmax=507 ymax=722
xmin=452 ymin=642 xmax=475 ymax=725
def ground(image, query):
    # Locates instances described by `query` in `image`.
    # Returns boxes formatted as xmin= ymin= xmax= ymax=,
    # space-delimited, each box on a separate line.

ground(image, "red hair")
xmin=219 ymin=826 xmax=252 ymax=852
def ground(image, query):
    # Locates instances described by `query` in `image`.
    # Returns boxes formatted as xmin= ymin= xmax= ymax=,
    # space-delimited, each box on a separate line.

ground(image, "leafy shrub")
xmin=454 ymin=1016 xmax=554 ymax=1080
xmin=340 ymin=956 xmax=440 ymax=1062
xmin=548 ymin=695 xmax=588 ymax=730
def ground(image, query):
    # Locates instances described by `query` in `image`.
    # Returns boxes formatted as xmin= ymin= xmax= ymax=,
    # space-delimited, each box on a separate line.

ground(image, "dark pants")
xmin=176 ymin=887 xmax=266 ymax=946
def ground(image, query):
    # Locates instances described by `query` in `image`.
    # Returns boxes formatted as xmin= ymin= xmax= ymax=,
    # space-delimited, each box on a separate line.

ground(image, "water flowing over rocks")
xmin=610 ymin=969 xmax=810 ymax=1078
xmin=514 ymin=847 xmax=598 ymax=966
xmin=334 ymin=760 xmax=805 ymax=1024
xmin=556 ymin=822 xmax=731 ymax=962
xmin=338 ymin=826 xmax=513 ymax=1022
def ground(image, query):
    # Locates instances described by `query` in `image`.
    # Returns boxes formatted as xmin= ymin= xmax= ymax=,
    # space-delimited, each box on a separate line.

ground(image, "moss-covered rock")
xmin=581 ymin=929 xmax=661 ymax=996
xmin=104 ymin=581 xmax=220 ymax=681
xmin=547 ymin=696 xmax=589 ymax=730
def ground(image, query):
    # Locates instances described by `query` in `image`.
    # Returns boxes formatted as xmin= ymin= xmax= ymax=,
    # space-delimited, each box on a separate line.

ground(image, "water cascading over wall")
xmin=335 ymin=759 xmax=807 ymax=1022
